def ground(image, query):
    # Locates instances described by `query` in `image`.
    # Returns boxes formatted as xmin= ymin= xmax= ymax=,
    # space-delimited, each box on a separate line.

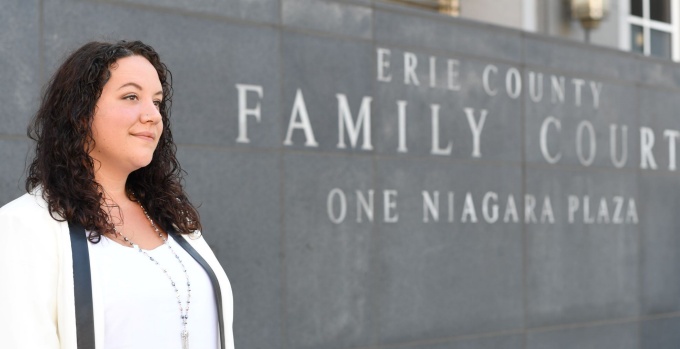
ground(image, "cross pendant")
xmin=182 ymin=329 xmax=189 ymax=349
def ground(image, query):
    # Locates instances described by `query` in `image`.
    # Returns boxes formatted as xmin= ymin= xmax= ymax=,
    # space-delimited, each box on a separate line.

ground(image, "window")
xmin=621 ymin=0 xmax=679 ymax=60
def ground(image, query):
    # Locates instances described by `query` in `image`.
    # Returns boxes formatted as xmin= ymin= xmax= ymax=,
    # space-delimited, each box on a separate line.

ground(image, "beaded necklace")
xmin=113 ymin=204 xmax=192 ymax=349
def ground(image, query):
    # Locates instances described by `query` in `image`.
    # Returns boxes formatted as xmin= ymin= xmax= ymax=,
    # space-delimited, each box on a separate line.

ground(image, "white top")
xmin=88 ymin=233 xmax=218 ymax=349
xmin=0 ymin=191 xmax=234 ymax=349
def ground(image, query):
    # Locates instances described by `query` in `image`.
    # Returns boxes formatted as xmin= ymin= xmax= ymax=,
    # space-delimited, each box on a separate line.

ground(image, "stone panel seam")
xmin=278 ymin=148 xmax=287 ymax=349
xmin=277 ymin=16 xmax=289 ymax=349
xmin=634 ymin=81 xmax=643 ymax=349
xmin=524 ymin=162 xmax=640 ymax=174
xmin=344 ymin=328 xmax=524 ymax=349
xmin=175 ymin=144 xmax=525 ymax=165
xmin=282 ymin=26 xmax=372 ymax=44
xmin=0 ymin=135 xmax=30 ymax=141
xmin=525 ymin=312 xmax=680 ymax=335
xmin=321 ymin=154 xmax=522 ymax=167
xmin=520 ymin=31 xmax=529 ymax=349
xmin=39 ymin=0 xmax=44 ymax=85
xmin=323 ymin=0 xmax=372 ymax=8
xmin=621 ymin=81 xmax=680 ymax=94
xmin=344 ymin=313 xmax=680 ymax=349
xmin=367 ymin=3 xmax=380 ymax=345
xmin=76 ymin=0 xmax=281 ymax=28
xmin=639 ymin=311 xmax=680 ymax=320
xmin=175 ymin=144 xmax=282 ymax=155
xmin=631 ymin=169 xmax=680 ymax=179
xmin=173 ymin=145 xmax=664 ymax=175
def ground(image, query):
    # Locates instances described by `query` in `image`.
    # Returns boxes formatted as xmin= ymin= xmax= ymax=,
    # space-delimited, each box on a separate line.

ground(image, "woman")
xmin=0 ymin=40 xmax=234 ymax=349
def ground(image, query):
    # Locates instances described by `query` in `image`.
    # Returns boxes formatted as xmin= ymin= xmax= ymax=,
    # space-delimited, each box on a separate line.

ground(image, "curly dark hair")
xmin=26 ymin=40 xmax=201 ymax=242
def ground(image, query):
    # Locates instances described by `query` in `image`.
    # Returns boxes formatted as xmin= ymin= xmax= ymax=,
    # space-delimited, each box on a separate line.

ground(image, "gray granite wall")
xmin=2 ymin=0 xmax=680 ymax=348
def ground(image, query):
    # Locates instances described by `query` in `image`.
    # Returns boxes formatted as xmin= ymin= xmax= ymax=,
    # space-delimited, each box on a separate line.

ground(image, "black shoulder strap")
xmin=68 ymin=222 xmax=96 ymax=349
xmin=169 ymin=230 xmax=226 ymax=349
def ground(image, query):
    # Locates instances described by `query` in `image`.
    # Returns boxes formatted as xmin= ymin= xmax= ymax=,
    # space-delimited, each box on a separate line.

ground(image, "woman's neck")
xmin=94 ymin=169 xmax=130 ymax=204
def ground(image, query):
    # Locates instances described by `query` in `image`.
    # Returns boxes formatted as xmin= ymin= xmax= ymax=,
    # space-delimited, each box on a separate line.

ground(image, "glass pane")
xmin=650 ymin=0 xmax=671 ymax=22
xmin=650 ymin=29 xmax=672 ymax=58
xmin=630 ymin=0 xmax=642 ymax=17
xmin=631 ymin=25 xmax=644 ymax=53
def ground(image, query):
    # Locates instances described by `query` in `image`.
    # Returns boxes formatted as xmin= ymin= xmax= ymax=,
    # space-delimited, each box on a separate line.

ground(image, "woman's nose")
xmin=141 ymin=103 xmax=162 ymax=123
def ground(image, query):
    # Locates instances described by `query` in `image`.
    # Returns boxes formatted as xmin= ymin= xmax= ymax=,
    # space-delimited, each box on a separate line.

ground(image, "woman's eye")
xmin=124 ymin=94 xmax=138 ymax=101
xmin=153 ymin=100 xmax=162 ymax=108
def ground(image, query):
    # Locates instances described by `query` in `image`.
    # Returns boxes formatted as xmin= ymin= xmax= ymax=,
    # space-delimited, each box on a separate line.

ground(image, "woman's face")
xmin=89 ymin=55 xmax=164 ymax=177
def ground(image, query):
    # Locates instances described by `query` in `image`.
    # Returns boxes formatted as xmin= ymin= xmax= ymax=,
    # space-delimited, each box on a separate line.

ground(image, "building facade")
xmin=2 ymin=0 xmax=680 ymax=348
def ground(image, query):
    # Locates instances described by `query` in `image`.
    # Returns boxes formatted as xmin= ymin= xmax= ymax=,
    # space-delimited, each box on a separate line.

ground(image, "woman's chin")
xmin=130 ymin=156 xmax=155 ymax=172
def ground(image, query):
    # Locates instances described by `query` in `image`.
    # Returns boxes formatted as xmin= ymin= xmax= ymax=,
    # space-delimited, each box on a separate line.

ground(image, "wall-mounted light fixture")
xmin=571 ymin=0 xmax=609 ymax=42
xmin=385 ymin=0 xmax=459 ymax=16
xmin=437 ymin=0 xmax=460 ymax=16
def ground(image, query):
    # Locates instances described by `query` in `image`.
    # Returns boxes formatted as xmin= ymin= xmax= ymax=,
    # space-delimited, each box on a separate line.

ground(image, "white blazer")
xmin=0 ymin=190 xmax=234 ymax=349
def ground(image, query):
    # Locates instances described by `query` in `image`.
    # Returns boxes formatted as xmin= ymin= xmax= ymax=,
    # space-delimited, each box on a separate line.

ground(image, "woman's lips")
xmin=131 ymin=132 xmax=155 ymax=141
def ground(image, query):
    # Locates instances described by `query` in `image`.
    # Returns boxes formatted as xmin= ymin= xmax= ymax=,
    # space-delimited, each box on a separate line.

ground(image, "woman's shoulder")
xmin=0 ymin=190 xmax=50 ymax=216
xmin=0 ymin=189 xmax=63 ymax=230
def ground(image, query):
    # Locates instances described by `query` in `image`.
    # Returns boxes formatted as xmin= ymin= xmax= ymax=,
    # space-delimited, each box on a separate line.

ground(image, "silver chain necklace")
xmin=113 ymin=204 xmax=192 ymax=349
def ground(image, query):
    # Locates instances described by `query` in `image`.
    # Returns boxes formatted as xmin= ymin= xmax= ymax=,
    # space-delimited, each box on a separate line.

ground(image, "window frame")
xmin=619 ymin=0 xmax=680 ymax=60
